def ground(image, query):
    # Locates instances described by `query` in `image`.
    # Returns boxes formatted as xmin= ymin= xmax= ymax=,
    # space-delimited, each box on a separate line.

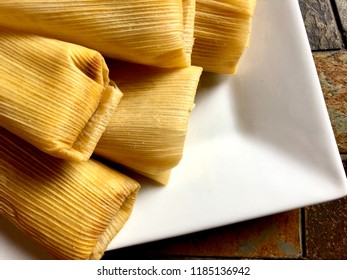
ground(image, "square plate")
xmin=1 ymin=0 xmax=346 ymax=259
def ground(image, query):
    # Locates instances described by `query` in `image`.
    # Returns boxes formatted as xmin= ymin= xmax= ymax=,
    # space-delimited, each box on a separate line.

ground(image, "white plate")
xmin=1 ymin=0 xmax=347 ymax=259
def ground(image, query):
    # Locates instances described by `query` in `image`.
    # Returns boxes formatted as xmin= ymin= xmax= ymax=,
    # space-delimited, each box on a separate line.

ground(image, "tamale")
xmin=192 ymin=0 xmax=257 ymax=74
xmin=0 ymin=127 xmax=140 ymax=260
xmin=0 ymin=29 xmax=122 ymax=161
xmin=95 ymin=60 xmax=202 ymax=185
xmin=0 ymin=0 xmax=194 ymax=68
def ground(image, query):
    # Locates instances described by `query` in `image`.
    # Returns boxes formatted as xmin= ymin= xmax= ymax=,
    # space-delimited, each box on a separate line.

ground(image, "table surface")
xmin=103 ymin=0 xmax=347 ymax=260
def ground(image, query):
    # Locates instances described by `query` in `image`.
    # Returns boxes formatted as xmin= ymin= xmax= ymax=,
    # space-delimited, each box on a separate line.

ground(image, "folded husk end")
xmin=1 ymin=128 xmax=140 ymax=260
xmin=61 ymin=82 xmax=123 ymax=162
xmin=89 ymin=184 xmax=139 ymax=260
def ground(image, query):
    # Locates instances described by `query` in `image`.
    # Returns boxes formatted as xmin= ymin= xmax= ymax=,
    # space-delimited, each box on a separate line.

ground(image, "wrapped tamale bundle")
xmin=95 ymin=60 xmax=203 ymax=185
xmin=192 ymin=0 xmax=257 ymax=74
xmin=0 ymin=127 xmax=140 ymax=260
xmin=0 ymin=0 xmax=195 ymax=68
xmin=0 ymin=29 xmax=122 ymax=161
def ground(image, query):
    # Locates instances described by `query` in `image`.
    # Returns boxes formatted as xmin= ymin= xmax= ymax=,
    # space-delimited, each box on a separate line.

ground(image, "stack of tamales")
xmin=0 ymin=0 xmax=256 ymax=259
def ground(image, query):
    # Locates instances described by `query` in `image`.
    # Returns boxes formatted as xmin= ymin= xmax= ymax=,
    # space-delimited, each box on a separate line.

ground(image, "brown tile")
xmin=299 ymin=0 xmax=343 ymax=50
xmin=103 ymin=210 xmax=302 ymax=259
xmin=313 ymin=51 xmax=347 ymax=153
xmin=305 ymin=196 xmax=347 ymax=259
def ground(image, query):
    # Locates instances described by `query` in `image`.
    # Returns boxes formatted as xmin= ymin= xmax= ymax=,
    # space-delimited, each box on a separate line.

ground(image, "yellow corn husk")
xmin=183 ymin=0 xmax=196 ymax=62
xmin=192 ymin=0 xmax=257 ymax=74
xmin=0 ymin=0 xmax=193 ymax=68
xmin=95 ymin=60 xmax=203 ymax=184
xmin=0 ymin=127 xmax=140 ymax=260
xmin=0 ymin=29 xmax=122 ymax=161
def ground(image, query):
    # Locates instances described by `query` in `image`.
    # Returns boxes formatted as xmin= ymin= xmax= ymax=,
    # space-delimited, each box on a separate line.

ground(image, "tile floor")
xmin=302 ymin=0 xmax=347 ymax=259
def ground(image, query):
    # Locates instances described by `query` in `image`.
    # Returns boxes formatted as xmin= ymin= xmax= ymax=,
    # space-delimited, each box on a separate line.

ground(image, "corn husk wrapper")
xmin=0 ymin=30 xmax=122 ymax=161
xmin=183 ymin=0 xmax=196 ymax=62
xmin=0 ymin=127 xmax=140 ymax=260
xmin=192 ymin=0 xmax=257 ymax=74
xmin=95 ymin=61 xmax=203 ymax=185
xmin=0 ymin=0 xmax=194 ymax=68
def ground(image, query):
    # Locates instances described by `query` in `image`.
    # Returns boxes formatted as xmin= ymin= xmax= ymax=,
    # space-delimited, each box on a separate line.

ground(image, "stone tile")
xmin=313 ymin=51 xmax=347 ymax=153
xmin=299 ymin=0 xmax=342 ymax=50
xmin=334 ymin=0 xmax=347 ymax=35
xmin=103 ymin=210 xmax=302 ymax=259
xmin=305 ymin=196 xmax=347 ymax=259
